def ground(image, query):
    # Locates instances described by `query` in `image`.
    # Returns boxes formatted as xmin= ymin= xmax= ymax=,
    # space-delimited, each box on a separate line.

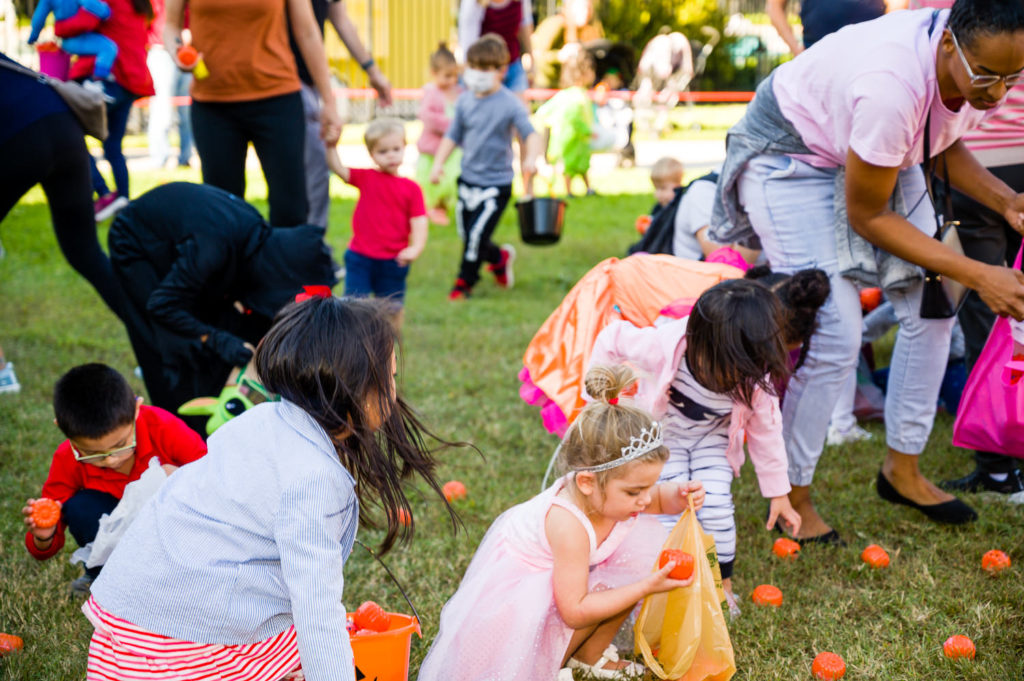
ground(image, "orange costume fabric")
xmin=189 ymin=0 xmax=300 ymax=102
xmin=520 ymin=255 xmax=743 ymax=433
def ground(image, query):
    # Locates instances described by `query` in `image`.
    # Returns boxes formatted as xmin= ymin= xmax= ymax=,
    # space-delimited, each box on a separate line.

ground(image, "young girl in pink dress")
xmin=419 ymin=365 xmax=706 ymax=681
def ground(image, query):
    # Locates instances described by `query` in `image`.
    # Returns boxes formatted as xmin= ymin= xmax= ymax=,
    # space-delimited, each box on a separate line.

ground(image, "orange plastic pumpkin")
xmin=0 ymin=634 xmax=23 ymax=656
xmin=812 ymin=651 xmax=846 ymax=680
xmin=176 ymin=45 xmax=198 ymax=67
xmin=772 ymin=537 xmax=801 ymax=560
xmin=635 ymin=215 xmax=652 ymax=234
xmin=981 ymin=549 xmax=1011 ymax=575
xmin=442 ymin=480 xmax=467 ymax=502
xmin=860 ymin=287 xmax=883 ymax=312
xmin=353 ymin=601 xmax=391 ymax=633
xmin=751 ymin=584 xmax=783 ymax=607
xmin=658 ymin=549 xmax=694 ymax=580
xmin=30 ymin=498 xmax=61 ymax=529
xmin=943 ymin=635 xmax=976 ymax=660
xmin=861 ymin=544 xmax=890 ymax=569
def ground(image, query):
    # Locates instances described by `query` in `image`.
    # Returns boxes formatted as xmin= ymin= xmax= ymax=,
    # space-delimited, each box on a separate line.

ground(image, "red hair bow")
xmin=608 ymin=397 xmax=619 ymax=405
xmin=295 ymin=285 xmax=333 ymax=303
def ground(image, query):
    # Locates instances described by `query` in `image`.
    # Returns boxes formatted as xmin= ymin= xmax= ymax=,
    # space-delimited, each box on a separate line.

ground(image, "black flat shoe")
xmin=876 ymin=470 xmax=978 ymax=524
xmin=798 ymin=529 xmax=846 ymax=546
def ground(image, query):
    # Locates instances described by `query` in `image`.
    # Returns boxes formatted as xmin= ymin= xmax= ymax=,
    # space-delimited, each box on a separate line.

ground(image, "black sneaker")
xmin=940 ymin=467 xmax=1024 ymax=495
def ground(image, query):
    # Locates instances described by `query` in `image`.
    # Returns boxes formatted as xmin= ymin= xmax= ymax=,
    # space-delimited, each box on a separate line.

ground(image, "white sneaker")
xmin=0 ymin=362 xmax=21 ymax=394
xmin=825 ymin=423 xmax=873 ymax=446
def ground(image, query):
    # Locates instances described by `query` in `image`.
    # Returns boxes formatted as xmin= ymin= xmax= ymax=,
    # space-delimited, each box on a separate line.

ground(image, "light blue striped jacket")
xmin=91 ymin=400 xmax=358 ymax=681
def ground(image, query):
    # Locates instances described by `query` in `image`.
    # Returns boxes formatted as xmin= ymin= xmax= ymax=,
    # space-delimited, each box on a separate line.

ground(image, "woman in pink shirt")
xmin=906 ymin=0 xmax=1024 ymax=498
xmin=709 ymin=1 xmax=1024 ymax=539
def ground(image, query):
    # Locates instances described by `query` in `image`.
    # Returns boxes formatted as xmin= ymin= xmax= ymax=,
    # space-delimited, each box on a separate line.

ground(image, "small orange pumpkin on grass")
xmin=658 ymin=549 xmax=694 ymax=580
xmin=943 ymin=635 xmax=975 ymax=660
xmin=442 ymin=480 xmax=467 ymax=502
xmin=812 ymin=651 xmax=846 ymax=680
xmin=772 ymin=537 xmax=800 ymax=560
xmin=860 ymin=544 xmax=889 ymax=569
xmin=30 ymin=498 xmax=61 ymax=529
xmin=981 ymin=549 xmax=1010 ymax=575
xmin=751 ymin=584 xmax=783 ymax=607
xmin=0 ymin=634 xmax=23 ymax=656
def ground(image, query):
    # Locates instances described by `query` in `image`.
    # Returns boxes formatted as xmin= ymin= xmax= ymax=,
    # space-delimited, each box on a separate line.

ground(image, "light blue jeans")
xmin=737 ymin=154 xmax=955 ymax=486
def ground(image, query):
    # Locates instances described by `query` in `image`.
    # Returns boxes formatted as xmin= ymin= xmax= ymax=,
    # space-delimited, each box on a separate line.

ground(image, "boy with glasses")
xmin=22 ymin=363 xmax=206 ymax=596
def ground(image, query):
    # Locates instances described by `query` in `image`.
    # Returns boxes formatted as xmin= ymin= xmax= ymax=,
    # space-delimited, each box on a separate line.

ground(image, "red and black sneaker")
xmin=449 ymin=278 xmax=472 ymax=300
xmin=487 ymin=244 xmax=516 ymax=288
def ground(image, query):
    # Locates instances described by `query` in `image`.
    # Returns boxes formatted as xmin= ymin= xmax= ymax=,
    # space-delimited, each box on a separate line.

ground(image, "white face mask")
xmin=463 ymin=68 xmax=496 ymax=94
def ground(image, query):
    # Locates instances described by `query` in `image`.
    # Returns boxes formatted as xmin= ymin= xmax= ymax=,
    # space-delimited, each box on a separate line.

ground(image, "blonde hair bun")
xmin=583 ymin=364 xmax=635 ymax=404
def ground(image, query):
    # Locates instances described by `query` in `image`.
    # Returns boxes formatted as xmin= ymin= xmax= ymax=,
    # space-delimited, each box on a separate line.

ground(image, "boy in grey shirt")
xmin=430 ymin=33 xmax=542 ymax=300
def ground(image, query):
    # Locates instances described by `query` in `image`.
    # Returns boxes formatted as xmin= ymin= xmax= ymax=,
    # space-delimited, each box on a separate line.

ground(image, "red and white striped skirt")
xmin=83 ymin=597 xmax=303 ymax=681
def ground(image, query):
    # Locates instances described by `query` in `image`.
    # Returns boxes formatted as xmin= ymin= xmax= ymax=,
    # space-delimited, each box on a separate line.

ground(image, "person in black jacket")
xmin=108 ymin=182 xmax=337 ymax=431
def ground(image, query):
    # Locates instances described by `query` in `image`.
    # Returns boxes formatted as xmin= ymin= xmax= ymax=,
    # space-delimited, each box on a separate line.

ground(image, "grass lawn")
xmin=1 ymin=155 xmax=1022 ymax=681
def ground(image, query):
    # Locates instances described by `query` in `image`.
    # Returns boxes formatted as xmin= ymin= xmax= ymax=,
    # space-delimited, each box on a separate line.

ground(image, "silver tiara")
xmin=572 ymin=421 xmax=664 ymax=473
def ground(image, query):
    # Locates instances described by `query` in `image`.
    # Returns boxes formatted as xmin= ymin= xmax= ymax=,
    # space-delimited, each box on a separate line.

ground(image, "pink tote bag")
xmin=952 ymin=245 xmax=1024 ymax=458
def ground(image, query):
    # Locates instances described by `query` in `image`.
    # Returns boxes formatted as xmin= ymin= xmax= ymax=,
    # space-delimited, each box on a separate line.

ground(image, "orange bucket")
xmin=350 ymin=612 xmax=421 ymax=681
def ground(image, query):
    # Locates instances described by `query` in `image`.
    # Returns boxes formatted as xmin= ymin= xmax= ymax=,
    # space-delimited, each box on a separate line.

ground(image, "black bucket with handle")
xmin=517 ymin=197 xmax=567 ymax=245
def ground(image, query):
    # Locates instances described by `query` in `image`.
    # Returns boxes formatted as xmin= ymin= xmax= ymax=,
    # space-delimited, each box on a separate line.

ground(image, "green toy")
xmin=177 ymin=372 xmax=276 ymax=435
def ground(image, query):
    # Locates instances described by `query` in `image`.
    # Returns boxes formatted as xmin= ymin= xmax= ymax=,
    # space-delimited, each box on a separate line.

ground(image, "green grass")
xmin=1 ymin=158 xmax=1023 ymax=681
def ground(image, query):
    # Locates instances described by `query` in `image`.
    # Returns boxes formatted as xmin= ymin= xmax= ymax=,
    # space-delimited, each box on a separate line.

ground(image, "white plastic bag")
xmin=71 ymin=458 xmax=168 ymax=568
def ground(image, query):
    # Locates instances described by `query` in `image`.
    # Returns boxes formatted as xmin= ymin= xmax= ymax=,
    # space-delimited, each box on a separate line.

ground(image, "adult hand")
xmin=1004 ymin=193 xmax=1024 ymax=235
xmin=206 ymin=330 xmax=253 ymax=367
xmin=429 ymin=165 xmax=443 ymax=185
xmin=368 ymin=67 xmax=393 ymax=107
xmin=320 ymin=103 xmax=343 ymax=146
xmin=974 ymin=264 xmax=1024 ymax=321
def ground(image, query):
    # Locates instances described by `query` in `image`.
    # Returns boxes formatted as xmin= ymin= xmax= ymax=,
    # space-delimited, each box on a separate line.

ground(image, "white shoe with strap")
xmin=565 ymin=644 xmax=646 ymax=679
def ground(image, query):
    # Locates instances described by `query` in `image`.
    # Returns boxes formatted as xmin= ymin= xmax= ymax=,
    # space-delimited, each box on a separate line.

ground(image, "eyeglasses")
xmin=70 ymin=422 xmax=136 ymax=463
xmin=949 ymin=30 xmax=1023 ymax=89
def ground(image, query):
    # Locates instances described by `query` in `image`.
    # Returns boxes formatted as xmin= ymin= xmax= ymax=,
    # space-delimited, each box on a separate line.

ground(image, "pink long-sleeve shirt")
xmin=588 ymin=316 xmax=792 ymax=499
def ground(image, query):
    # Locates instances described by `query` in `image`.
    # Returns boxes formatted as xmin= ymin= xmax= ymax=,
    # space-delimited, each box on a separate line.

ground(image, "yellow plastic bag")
xmin=634 ymin=497 xmax=736 ymax=680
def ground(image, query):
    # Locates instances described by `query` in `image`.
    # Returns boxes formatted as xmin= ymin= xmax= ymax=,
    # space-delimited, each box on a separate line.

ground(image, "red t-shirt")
xmin=347 ymin=168 xmax=426 ymax=260
xmin=25 ymin=405 xmax=207 ymax=560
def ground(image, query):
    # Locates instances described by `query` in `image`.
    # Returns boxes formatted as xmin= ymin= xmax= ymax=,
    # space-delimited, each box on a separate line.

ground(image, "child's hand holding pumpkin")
xmin=645 ymin=555 xmax=695 ymax=595
xmin=22 ymin=498 xmax=61 ymax=543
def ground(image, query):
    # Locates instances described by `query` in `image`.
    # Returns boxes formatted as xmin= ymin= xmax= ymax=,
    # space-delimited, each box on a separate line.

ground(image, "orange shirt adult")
xmin=189 ymin=0 xmax=300 ymax=102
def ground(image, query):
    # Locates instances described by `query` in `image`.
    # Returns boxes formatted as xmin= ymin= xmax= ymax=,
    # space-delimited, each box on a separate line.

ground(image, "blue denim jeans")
xmin=737 ymin=154 xmax=954 ymax=485
xmin=89 ymin=80 xmax=138 ymax=198
xmin=343 ymin=249 xmax=409 ymax=303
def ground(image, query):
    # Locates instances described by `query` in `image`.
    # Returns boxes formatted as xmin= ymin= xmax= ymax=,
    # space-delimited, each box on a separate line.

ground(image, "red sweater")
xmin=25 ymin=405 xmax=206 ymax=559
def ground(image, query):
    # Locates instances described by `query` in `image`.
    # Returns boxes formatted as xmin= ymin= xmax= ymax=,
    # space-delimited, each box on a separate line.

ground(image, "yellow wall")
xmin=326 ymin=0 xmax=456 ymax=90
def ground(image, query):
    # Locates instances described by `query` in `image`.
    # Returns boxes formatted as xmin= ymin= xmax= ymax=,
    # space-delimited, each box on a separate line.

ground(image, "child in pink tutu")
xmin=419 ymin=364 xmax=706 ymax=681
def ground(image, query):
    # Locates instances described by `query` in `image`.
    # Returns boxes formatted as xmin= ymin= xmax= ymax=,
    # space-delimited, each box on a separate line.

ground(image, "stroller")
xmin=633 ymin=26 xmax=721 ymax=138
